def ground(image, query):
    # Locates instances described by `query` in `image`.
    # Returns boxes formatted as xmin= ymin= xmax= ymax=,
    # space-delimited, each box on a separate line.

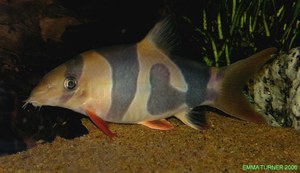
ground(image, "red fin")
xmin=139 ymin=119 xmax=173 ymax=130
xmin=85 ymin=110 xmax=116 ymax=137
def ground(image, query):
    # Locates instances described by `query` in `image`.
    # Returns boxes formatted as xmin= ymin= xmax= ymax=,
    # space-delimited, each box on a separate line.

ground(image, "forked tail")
xmin=207 ymin=48 xmax=277 ymax=123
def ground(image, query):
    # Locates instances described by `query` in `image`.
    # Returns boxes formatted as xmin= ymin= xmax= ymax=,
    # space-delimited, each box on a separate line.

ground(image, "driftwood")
xmin=0 ymin=0 xmax=84 ymax=155
xmin=0 ymin=0 xmax=81 ymax=52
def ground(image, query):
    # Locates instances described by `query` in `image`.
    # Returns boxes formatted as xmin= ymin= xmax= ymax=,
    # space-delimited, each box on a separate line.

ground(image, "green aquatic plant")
xmin=187 ymin=0 xmax=300 ymax=66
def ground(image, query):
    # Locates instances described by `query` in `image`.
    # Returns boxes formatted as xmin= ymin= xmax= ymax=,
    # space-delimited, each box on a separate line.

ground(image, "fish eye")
xmin=64 ymin=77 xmax=77 ymax=90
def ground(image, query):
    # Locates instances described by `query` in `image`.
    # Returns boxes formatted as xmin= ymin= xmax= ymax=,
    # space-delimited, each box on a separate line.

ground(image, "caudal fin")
xmin=209 ymin=48 xmax=277 ymax=123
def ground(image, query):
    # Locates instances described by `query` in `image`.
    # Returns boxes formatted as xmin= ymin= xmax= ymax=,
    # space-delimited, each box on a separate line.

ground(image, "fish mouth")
xmin=22 ymin=99 xmax=43 ymax=109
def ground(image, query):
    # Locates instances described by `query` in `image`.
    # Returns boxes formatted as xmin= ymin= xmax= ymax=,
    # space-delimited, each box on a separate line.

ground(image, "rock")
xmin=246 ymin=47 xmax=300 ymax=130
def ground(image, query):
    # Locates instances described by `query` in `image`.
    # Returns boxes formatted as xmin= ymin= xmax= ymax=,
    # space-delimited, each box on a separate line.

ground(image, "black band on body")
xmin=96 ymin=45 xmax=139 ymax=121
xmin=147 ymin=63 xmax=184 ymax=115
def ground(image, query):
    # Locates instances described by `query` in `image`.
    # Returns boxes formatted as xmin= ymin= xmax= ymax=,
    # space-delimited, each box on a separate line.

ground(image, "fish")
xmin=24 ymin=17 xmax=277 ymax=137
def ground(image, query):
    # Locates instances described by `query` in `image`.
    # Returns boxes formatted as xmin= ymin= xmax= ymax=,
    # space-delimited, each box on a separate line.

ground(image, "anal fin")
xmin=175 ymin=107 xmax=209 ymax=130
xmin=85 ymin=110 xmax=116 ymax=137
xmin=139 ymin=119 xmax=173 ymax=130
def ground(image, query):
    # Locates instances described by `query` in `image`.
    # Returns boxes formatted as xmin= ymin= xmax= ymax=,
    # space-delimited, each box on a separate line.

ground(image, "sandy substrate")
xmin=0 ymin=112 xmax=299 ymax=172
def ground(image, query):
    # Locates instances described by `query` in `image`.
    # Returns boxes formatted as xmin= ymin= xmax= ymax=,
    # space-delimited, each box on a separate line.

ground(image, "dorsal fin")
xmin=142 ymin=16 xmax=179 ymax=55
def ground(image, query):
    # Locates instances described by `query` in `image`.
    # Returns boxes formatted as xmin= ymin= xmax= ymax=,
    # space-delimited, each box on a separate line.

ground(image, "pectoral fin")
xmin=139 ymin=119 xmax=174 ymax=130
xmin=85 ymin=110 xmax=116 ymax=137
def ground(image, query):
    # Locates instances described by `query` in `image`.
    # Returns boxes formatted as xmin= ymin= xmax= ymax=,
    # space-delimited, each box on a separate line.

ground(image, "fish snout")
xmin=25 ymin=82 xmax=54 ymax=107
